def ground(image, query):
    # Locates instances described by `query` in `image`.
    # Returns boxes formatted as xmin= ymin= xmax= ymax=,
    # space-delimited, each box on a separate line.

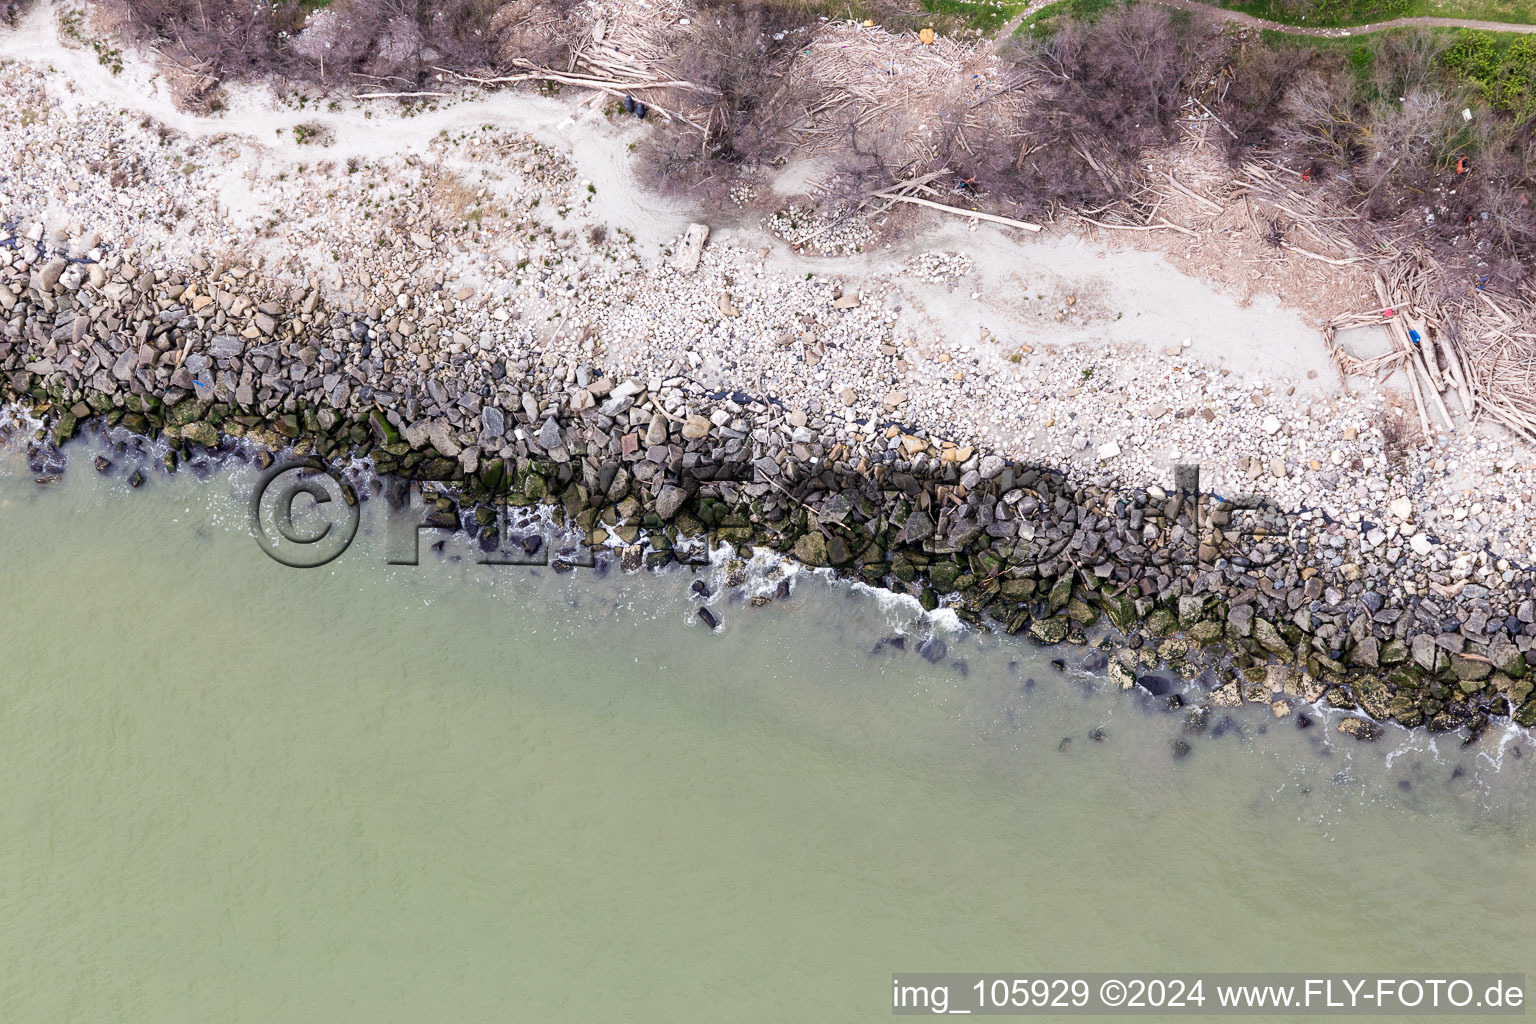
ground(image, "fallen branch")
xmin=872 ymin=192 xmax=1041 ymax=232
xmin=1280 ymin=242 xmax=1362 ymax=267
xmin=1076 ymin=214 xmax=1192 ymax=237
xmin=1164 ymin=172 xmax=1223 ymax=215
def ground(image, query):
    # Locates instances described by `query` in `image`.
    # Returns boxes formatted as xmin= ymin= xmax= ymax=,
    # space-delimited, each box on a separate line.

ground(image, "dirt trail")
xmin=1139 ymin=0 xmax=1536 ymax=36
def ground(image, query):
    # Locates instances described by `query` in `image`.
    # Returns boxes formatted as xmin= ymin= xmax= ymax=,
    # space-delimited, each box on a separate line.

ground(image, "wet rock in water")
xmin=1338 ymin=717 xmax=1382 ymax=741
xmin=93 ymin=456 xmax=113 ymax=474
xmin=620 ymin=546 xmax=644 ymax=573
xmin=871 ymin=635 xmax=906 ymax=654
xmin=1090 ymin=727 xmax=1108 ymax=742
xmin=774 ymin=579 xmax=791 ymax=601
xmin=697 ymin=606 xmax=720 ymax=630
xmin=1450 ymin=764 xmax=1466 ymax=781
xmin=1295 ymin=713 xmax=1313 ymax=729
xmin=951 ymin=658 xmax=968 ymax=677
xmin=1209 ymin=715 xmax=1241 ymax=739
xmin=1081 ymin=651 xmax=1108 ymax=672
xmin=690 ymin=579 xmax=713 ymax=598
xmin=1397 ymin=779 xmax=1412 ymax=792
xmin=1172 ymin=738 xmax=1192 ymax=760
xmin=521 ymin=534 xmax=543 ymax=556
xmin=1135 ymin=674 xmax=1172 ymax=697
xmin=127 ymin=469 xmax=145 ymax=488
xmin=1050 ymin=658 xmax=1066 ymax=672
xmin=917 ymin=638 xmax=946 ymax=663
xmin=1058 ymin=737 xmax=1072 ymax=753
xmin=1165 ymin=694 xmax=1183 ymax=711
xmin=1184 ymin=706 xmax=1210 ymax=734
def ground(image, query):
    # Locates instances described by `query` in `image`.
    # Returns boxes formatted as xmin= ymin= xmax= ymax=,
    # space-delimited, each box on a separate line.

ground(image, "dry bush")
xmin=115 ymin=0 xmax=304 ymax=81
xmin=1218 ymin=40 xmax=1315 ymax=158
xmin=490 ymin=0 xmax=581 ymax=70
xmin=115 ymin=0 xmax=574 ymax=90
xmin=635 ymin=1 xmax=817 ymax=199
xmin=284 ymin=0 xmax=514 ymax=83
xmin=975 ymin=6 xmax=1224 ymax=216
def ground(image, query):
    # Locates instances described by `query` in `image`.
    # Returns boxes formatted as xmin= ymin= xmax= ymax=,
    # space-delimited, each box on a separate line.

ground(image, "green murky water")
xmin=1 ymin=425 xmax=1533 ymax=1022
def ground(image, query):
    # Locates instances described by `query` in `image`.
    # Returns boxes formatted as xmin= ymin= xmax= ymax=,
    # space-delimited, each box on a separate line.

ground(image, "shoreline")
xmin=3 ymin=240 xmax=1533 ymax=741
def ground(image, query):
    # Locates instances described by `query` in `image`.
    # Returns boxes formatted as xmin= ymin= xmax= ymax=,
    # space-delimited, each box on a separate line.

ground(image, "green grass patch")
xmin=1017 ymin=0 xmax=1124 ymax=33
xmin=762 ymin=0 xmax=1028 ymax=34
xmin=1443 ymin=28 xmax=1536 ymax=118
xmin=919 ymin=0 xmax=1032 ymax=32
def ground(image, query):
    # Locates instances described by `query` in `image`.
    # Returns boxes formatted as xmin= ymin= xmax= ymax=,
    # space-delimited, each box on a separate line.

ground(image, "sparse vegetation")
xmin=109 ymin=0 xmax=582 ymax=91
xmin=1217 ymin=27 xmax=1536 ymax=287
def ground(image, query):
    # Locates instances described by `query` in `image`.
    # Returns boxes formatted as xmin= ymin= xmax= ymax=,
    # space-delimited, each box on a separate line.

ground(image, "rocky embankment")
xmin=4 ymin=230 xmax=1535 ymax=741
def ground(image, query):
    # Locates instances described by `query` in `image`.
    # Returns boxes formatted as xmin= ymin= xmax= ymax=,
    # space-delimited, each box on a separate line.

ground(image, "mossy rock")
xmin=1029 ymin=616 xmax=1070 ymax=644
xmin=1065 ymin=597 xmax=1098 ymax=627
xmin=1388 ymin=692 xmax=1424 ymax=727
xmin=1514 ymin=699 xmax=1536 ymax=729
xmin=1252 ymin=617 xmax=1292 ymax=656
xmin=51 ymin=410 xmax=79 ymax=444
xmin=1145 ymin=608 xmax=1179 ymax=637
xmin=793 ymin=531 xmax=829 ymax=567
xmin=1189 ymin=620 xmax=1224 ymax=646
xmin=182 ymin=421 xmax=218 ymax=447
xmin=1451 ymin=654 xmax=1493 ymax=684
xmin=1379 ymin=639 xmax=1410 ymax=666
xmin=1000 ymin=577 xmax=1036 ymax=600
xmin=1352 ymin=676 xmax=1393 ymax=719
xmin=165 ymin=398 xmax=211 ymax=427
xmin=1045 ymin=574 xmax=1073 ymax=615
xmin=928 ymin=560 xmax=962 ymax=592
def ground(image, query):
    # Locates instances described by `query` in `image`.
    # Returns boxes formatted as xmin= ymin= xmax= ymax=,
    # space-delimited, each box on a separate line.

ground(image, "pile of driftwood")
xmin=784 ymin=21 xmax=1029 ymax=171
xmin=788 ymin=167 xmax=1041 ymax=252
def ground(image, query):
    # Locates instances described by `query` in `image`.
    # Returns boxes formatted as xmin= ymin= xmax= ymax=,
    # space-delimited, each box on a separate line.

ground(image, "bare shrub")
xmin=977 ymin=6 xmax=1224 ymax=216
xmin=635 ymin=1 xmax=817 ymax=199
xmin=114 ymin=0 xmax=303 ymax=81
xmin=1218 ymin=40 xmax=1315 ymax=158
xmin=114 ymin=0 xmax=575 ymax=91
